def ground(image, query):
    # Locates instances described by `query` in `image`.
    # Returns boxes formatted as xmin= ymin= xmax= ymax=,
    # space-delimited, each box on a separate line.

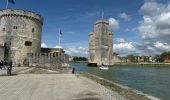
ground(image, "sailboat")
xmin=99 ymin=63 xmax=109 ymax=70
xmin=99 ymin=58 xmax=109 ymax=70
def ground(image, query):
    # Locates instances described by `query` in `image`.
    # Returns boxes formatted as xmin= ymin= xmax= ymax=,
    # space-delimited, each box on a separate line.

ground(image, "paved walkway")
xmin=0 ymin=73 xmax=126 ymax=100
xmin=0 ymin=67 xmax=29 ymax=75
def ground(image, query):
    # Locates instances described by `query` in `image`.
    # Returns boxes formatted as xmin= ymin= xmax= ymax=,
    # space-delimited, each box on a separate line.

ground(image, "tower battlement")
xmin=0 ymin=9 xmax=43 ymax=25
xmin=95 ymin=20 xmax=109 ymax=25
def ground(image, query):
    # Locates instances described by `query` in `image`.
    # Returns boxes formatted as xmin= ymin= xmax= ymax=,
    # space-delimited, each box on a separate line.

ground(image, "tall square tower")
xmin=88 ymin=20 xmax=114 ymax=66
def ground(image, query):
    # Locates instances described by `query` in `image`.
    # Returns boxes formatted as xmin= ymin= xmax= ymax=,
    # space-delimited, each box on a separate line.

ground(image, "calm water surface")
xmin=70 ymin=63 xmax=170 ymax=100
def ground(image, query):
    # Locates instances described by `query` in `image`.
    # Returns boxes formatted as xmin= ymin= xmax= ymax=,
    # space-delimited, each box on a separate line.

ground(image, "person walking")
xmin=7 ymin=60 xmax=12 ymax=76
xmin=0 ymin=60 xmax=3 ymax=69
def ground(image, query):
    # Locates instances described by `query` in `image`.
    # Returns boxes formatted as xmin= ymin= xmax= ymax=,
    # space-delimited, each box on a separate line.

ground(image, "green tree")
xmin=127 ymin=55 xmax=136 ymax=62
xmin=144 ymin=56 xmax=149 ymax=62
xmin=73 ymin=56 xmax=88 ymax=61
xmin=155 ymin=55 xmax=161 ymax=62
xmin=160 ymin=51 xmax=170 ymax=62
xmin=155 ymin=51 xmax=170 ymax=62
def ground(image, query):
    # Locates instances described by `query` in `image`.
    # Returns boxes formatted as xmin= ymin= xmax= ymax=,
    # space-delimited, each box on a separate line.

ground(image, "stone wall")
xmin=0 ymin=9 xmax=43 ymax=66
xmin=0 ymin=46 xmax=4 ymax=61
xmin=27 ymin=52 xmax=63 ymax=67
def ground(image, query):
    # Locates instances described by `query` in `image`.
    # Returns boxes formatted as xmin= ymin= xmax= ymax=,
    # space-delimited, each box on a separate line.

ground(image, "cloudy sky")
xmin=0 ymin=0 xmax=170 ymax=57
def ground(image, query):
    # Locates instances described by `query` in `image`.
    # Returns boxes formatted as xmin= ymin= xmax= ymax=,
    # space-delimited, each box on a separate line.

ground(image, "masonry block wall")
xmin=0 ymin=46 xmax=4 ymax=61
xmin=27 ymin=52 xmax=63 ymax=67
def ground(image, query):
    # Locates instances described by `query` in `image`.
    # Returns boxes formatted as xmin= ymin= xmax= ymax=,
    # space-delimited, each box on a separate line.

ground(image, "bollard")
xmin=72 ymin=67 xmax=75 ymax=74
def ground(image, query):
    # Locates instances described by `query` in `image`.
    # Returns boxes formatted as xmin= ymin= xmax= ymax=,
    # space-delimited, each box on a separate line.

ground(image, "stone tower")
xmin=0 ymin=9 xmax=43 ymax=66
xmin=88 ymin=20 xmax=113 ymax=66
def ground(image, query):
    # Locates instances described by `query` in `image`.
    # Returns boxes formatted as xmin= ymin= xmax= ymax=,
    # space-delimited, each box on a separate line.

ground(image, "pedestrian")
xmin=7 ymin=60 xmax=12 ymax=76
xmin=72 ymin=67 xmax=75 ymax=74
xmin=0 ymin=60 xmax=2 ymax=69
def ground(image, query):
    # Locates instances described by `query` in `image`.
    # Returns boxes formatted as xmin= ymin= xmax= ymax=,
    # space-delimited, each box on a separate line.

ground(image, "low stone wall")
xmin=114 ymin=62 xmax=170 ymax=67
xmin=27 ymin=53 xmax=63 ymax=67
xmin=0 ymin=46 xmax=4 ymax=61
xmin=81 ymin=72 xmax=160 ymax=100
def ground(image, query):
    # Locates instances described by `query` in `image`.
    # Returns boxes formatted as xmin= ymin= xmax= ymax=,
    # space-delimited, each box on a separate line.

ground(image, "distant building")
xmin=88 ymin=19 xmax=114 ymax=66
xmin=135 ymin=56 xmax=144 ymax=62
xmin=135 ymin=56 xmax=154 ymax=63
xmin=162 ymin=55 xmax=170 ymax=63
xmin=120 ymin=57 xmax=128 ymax=63
xmin=63 ymin=54 xmax=71 ymax=63
xmin=41 ymin=47 xmax=65 ymax=62
xmin=41 ymin=48 xmax=65 ymax=54
xmin=149 ymin=56 xmax=154 ymax=62
xmin=113 ymin=53 xmax=121 ymax=63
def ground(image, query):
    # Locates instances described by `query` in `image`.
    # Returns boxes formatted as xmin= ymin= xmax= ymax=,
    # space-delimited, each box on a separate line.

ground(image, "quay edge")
xmin=81 ymin=72 xmax=161 ymax=100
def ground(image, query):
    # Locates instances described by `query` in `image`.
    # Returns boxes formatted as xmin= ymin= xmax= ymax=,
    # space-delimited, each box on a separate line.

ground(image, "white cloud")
xmin=138 ymin=0 xmax=170 ymax=55
xmin=113 ymin=38 xmax=136 ymax=56
xmin=58 ymin=41 xmax=88 ymax=56
xmin=64 ymin=49 xmax=72 ymax=55
xmin=114 ymin=42 xmax=135 ymax=50
xmin=65 ymin=46 xmax=88 ymax=57
xmin=53 ymin=44 xmax=88 ymax=56
xmin=119 ymin=12 xmax=131 ymax=21
xmin=108 ymin=18 xmax=119 ymax=30
xmin=53 ymin=45 xmax=62 ymax=48
xmin=116 ymin=38 xmax=126 ymax=43
xmin=41 ymin=43 xmax=47 ymax=48
xmin=68 ymin=48 xmax=80 ymax=54
xmin=154 ymin=42 xmax=170 ymax=51
xmin=139 ymin=0 xmax=164 ymax=17
xmin=65 ymin=31 xmax=75 ymax=34
xmin=138 ymin=0 xmax=170 ymax=40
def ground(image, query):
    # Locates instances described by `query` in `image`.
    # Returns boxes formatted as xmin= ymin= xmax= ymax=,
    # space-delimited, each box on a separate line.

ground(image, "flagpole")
xmin=58 ymin=28 xmax=61 ymax=55
xmin=59 ymin=29 xmax=61 ymax=48
xmin=6 ymin=0 xmax=9 ymax=9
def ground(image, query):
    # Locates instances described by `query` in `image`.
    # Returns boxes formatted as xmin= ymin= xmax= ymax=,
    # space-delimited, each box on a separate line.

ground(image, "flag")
xmin=8 ymin=0 xmax=15 ymax=4
xmin=60 ymin=30 xmax=62 ymax=35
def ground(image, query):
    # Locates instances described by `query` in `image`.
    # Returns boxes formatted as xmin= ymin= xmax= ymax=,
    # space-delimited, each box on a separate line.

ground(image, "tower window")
xmin=32 ymin=28 xmax=35 ymax=33
xmin=25 ymin=41 xmax=32 ymax=46
xmin=2 ymin=28 xmax=5 ymax=31
xmin=13 ymin=26 xmax=18 ymax=29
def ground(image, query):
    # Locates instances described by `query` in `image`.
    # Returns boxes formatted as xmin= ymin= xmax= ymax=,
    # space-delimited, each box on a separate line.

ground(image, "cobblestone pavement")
xmin=0 ymin=67 xmax=71 ymax=75
xmin=0 ymin=71 xmax=126 ymax=100
xmin=0 ymin=67 xmax=30 ymax=76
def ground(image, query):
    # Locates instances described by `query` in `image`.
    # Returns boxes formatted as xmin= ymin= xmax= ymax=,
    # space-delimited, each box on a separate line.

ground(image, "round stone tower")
xmin=0 ymin=9 xmax=43 ymax=66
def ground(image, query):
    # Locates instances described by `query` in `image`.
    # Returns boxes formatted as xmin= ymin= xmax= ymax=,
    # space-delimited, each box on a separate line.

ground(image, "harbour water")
xmin=70 ymin=62 xmax=170 ymax=100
